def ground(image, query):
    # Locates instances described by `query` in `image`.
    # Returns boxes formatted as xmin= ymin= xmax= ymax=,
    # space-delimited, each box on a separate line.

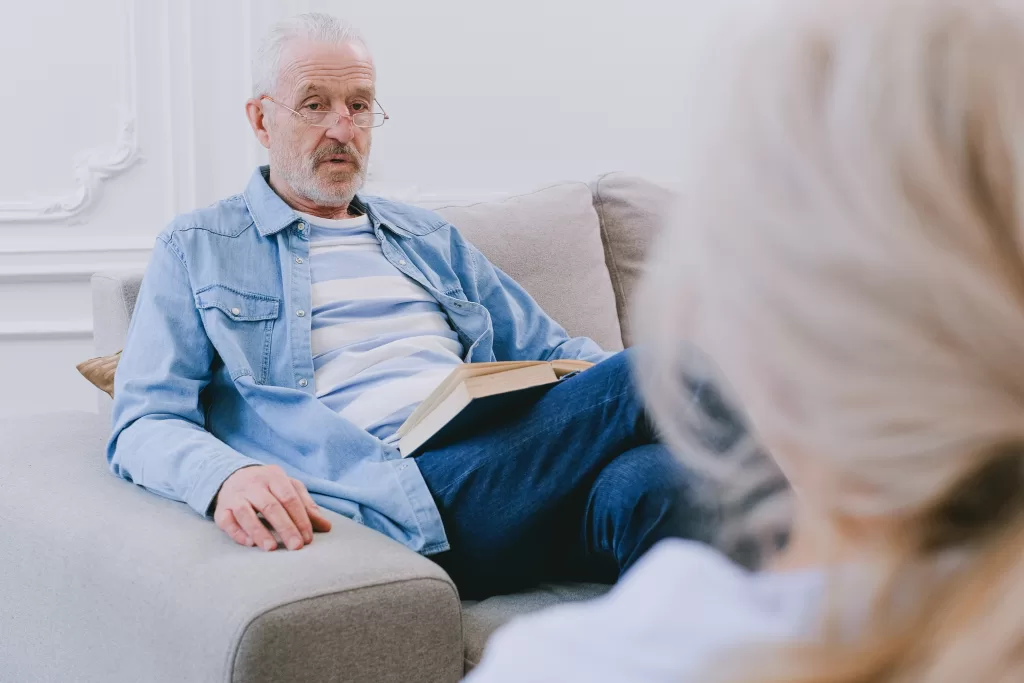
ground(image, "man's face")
xmin=262 ymin=40 xmax=376 ymax=209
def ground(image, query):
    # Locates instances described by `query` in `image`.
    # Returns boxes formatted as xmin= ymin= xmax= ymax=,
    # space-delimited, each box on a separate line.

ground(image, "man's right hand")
xmin=213 ymin=465 xmax=333 ymax=551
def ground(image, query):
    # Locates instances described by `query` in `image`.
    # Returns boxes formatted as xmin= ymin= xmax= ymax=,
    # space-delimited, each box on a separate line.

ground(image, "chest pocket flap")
xmin=194 ymin=285 xmax=280 ymax=321
xmin=193 ymin=284 xmax=280 ymax=384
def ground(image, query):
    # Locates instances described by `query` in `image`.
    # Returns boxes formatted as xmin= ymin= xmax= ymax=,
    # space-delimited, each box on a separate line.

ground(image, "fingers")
xmin=233 ymin=500 xmax=277 ymax=551
xmin=249 ymin=487 xmax=304 ymax=551
xmin=292 ymin=478 xmax=333 ymax=533
xmin=309 ymin=510 xmax=333 ymax=532
xmin=291 ymin=477 xmax=318 ymax=513
xmin=268 ymin=477 xmax=314 ymax=546
xmin=213 ymin=466 xmax=333 ymax=551
xmin=214 ymin=507 xmax=253 ymax=547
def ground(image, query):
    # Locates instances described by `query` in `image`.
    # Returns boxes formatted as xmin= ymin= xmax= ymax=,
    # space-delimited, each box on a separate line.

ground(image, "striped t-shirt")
xmin=298 ymin=211 xmax=465 ymax=442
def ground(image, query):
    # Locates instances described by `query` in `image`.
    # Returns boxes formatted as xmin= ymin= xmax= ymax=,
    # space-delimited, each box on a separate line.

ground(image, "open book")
xmin=395 ymin=359 xmax=594 ymax=457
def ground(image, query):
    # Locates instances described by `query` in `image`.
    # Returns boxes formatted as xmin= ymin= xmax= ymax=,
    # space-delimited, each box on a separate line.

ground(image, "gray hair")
xmin=251 ymin=13 xmax=369 ymax=98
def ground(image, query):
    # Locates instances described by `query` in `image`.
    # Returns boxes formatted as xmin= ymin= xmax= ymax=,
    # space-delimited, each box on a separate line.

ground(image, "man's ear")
xmin=245 ymin=98 xmax=272 ymax=149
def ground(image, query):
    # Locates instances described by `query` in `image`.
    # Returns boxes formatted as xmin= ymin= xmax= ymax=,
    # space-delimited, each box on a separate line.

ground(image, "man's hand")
xmin=213 ymin=465 xmax=332 ymax=551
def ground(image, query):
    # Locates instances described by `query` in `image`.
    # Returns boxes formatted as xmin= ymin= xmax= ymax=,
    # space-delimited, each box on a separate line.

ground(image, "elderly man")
xmin=108 ymin=13 xmax=708 ymax=599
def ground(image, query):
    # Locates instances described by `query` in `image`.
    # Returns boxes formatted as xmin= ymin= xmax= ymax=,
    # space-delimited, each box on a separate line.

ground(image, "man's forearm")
xmin=108 ymin=414 xmax=261 ymax=517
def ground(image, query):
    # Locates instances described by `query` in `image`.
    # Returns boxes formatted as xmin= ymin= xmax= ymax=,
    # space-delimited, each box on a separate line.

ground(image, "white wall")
xmin=0 ymin=0 xmax=689 ymax=417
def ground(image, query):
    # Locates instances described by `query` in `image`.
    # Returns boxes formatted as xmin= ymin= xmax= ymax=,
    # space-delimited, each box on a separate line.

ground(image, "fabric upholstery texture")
xmin=91 ymin=269 xmax=143 ymax=356
xmin=591 ymin=172 xmax=674 ymax=347
xmin=90 ymin=270 xmax=143 ymax=418
xmin=38 ymin=176 xmax=675 ymax=681
xmin=461 ymin=583 xmax=611 ymax=671
xmin=436 ymin=182 xmax=625 ymax=352
xmin=0 ymin=411 xmax=463 ymax=683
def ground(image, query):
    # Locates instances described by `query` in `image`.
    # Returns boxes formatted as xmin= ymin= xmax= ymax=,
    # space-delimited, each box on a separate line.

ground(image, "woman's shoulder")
xmin=466 ymin=540 xmax=825 ymax=683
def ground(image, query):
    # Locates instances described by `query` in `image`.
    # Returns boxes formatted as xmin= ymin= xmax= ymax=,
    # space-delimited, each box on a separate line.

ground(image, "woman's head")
xmin=636 ymin=0 xmax=1024 ymax=678
xmin=639 ymin=0 xmax=1024 ymax=546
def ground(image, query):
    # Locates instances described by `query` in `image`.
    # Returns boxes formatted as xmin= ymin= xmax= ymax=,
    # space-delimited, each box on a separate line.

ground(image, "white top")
xmin=465 ymin=540 xmax=828 ymax=683
xmin=298 ymin=211 xmax=464 ymax=441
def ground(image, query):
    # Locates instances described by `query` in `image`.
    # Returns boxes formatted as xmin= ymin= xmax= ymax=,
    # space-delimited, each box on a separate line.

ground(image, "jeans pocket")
xmin=194 ymin=284 xmax=279 ymax=384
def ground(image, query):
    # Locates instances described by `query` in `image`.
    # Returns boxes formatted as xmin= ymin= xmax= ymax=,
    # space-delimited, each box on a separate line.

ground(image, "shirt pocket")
xmin=194 ymin=284 xmax=280 ymax=385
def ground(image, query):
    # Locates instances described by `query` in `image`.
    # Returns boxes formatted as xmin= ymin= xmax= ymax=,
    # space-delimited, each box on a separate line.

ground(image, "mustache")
xmin=310 ymin=143 xmax=363 ymax=167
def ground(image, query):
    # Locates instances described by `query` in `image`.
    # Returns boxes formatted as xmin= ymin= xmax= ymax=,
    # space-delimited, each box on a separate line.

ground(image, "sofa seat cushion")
xmin=461 ymin=582 xmax=611 ymax=671
xmin=436 ymin=182 xmax=624 ymax=352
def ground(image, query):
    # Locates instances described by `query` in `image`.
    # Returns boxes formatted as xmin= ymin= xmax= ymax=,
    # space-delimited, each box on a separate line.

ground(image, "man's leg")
xmin=414 ymin=350 xmax=710 ymax=599
xmin=575 ymin=443 xmax=714 ymax=583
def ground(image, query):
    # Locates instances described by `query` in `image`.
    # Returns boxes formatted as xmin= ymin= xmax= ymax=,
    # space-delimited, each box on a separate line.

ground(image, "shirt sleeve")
xmin=457 ymin=233 xmax=615 ymax=364
xmin=106 ymin=235 xmax=262 ymax=517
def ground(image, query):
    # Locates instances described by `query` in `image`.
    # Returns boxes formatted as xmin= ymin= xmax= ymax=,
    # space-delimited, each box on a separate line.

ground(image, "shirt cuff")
xmin=185 ymin=452 xmax=263 ymax=519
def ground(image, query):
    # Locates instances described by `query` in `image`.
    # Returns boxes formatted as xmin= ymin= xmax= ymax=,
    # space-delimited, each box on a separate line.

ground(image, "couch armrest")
xmin=0 ymin=412 xmax=463 ymax=683
xmin=91 ymin=270 xmax=144 ymax=418
xmin=91 ymin=269 xmax=143 ymax=357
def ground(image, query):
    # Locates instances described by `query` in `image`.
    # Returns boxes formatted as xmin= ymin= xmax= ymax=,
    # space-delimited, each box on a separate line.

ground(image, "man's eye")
xmin=303 ymin=102 xmax=324 ymax=112
xmin=350 ymin=102 xmax=369 ymax=112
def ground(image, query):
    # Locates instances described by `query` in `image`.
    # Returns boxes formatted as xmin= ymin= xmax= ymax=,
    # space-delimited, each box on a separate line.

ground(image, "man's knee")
xmin=592 ymin=445 xmax=693 ymax=502
xmin=595 ymin=349 xmax=634 ymax=384
xmin=577 ymin=350 xmax=646 ymax=416
xmin=589 ymin=445 xmax=713 ymax=539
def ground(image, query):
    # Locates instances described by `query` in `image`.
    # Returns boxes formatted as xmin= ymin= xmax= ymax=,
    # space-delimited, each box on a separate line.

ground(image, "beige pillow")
xmin=591 ymin=173 xmax=674 ymax=347
xmin=77 ymin=351 xmax=121 ymax=398
xmin=436 ymin=182 xmax=625 ymax=352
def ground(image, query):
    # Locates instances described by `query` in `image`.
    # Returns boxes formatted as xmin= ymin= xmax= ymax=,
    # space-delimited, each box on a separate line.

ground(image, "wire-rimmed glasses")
xmin=261 ymin=96 xmax=389 ymax=129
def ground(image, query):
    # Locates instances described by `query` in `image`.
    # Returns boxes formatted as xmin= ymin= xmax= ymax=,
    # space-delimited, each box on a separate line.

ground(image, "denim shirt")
xmin=108 ymin=166 xmax=611 ymax=554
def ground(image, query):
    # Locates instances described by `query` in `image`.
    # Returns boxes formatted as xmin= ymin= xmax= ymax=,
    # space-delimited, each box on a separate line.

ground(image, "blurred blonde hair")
xmin=634 ymin=0 xmax=1024 ymax=680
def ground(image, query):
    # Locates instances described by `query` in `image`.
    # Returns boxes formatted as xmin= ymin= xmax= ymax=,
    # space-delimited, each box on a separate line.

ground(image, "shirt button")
xmin=297 ymin=222 xmax=305 ymax=232
xmin=231 ymin=307 xmax=241 ymax=316
xmin=298 ymin=378 xmax=308 ymax=388
xmin=295 ymin=257 xmax=303 ymax=264
xmin=296 ymin=309 xmax=305 ymax=317
xmin=398 ymin=259 xmax=407 ymax=266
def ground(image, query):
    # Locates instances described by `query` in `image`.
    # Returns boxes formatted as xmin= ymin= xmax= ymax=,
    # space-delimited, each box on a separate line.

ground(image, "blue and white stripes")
xmin=299 ymin=211 xmax=464 ymax=441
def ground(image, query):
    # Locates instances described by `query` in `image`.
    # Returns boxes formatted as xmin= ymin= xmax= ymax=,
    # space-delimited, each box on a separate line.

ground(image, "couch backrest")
xmin=92 ymin=173 xmax=670 ymax=359
xmin=590 ymin=173 xmax=674 ymax=347
xmin=435 ymin=181 xmax=624 ymax=351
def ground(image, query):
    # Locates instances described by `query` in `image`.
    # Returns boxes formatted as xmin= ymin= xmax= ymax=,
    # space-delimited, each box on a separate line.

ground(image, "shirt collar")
xmin=242 ymin=165 xmax=379 ymax=237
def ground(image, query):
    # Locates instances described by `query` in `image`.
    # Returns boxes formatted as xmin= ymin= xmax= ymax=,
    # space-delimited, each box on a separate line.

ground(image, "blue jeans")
xmin=416 ymin=350 xmax=713 ymax=599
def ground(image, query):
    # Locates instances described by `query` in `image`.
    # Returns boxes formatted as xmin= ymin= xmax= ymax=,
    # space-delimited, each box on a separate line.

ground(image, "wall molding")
xmin=0 ymin=262 xmax=150 ymax=285
xmin=0 ymin=0 xmax=141 ymax=223
xmin=0 ymin=244 xmax=153 ymax=256
xmin=0 ymin=320 xmax=94 ymax=341
xmin=0 ymin=244 xmax=151 ymax=284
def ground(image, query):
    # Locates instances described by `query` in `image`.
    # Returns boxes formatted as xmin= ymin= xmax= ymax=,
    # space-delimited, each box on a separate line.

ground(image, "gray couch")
xmin=0 ymin=173 xmax=671 ymax=683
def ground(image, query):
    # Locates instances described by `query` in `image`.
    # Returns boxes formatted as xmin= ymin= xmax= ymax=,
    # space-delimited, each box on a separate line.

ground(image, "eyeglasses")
xmin=261 ymin=96 xmax=389 ymax=129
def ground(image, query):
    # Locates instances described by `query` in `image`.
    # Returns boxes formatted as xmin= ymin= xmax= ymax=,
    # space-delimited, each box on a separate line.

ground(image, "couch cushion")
xmin=461 ymin=582 xmax=610 ymax=672
xmin=436 ymin=182 xmax=624 ymax=352
xmin=591 ymin=173 xmax=675 ymax=347
xmin=0 ymin=411 xmax=463 ymax=683
xmin=77 ymin=350 xmax=120 ymax=397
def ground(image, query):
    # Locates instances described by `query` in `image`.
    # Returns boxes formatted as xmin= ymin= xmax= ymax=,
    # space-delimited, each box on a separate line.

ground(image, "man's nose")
xmin=324 ymin=116 xmax=357 ymax=143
